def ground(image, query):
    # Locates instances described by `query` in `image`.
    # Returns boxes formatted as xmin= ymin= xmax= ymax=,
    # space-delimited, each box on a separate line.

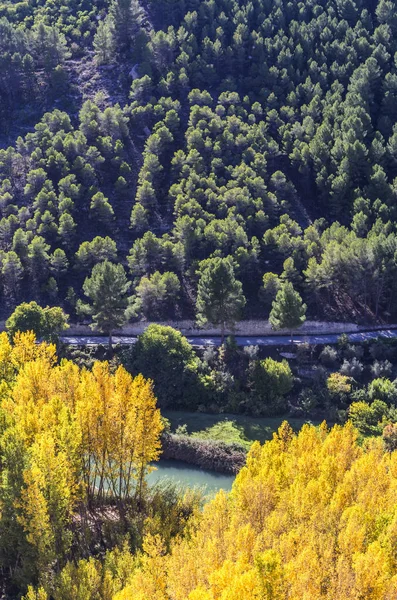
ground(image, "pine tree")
xmin=109 ymin=0 xmax=145 ymax=53
xmin=269 ymin=282 xmax=306 ymax=343
xmin=196 ymin=257 xmax=246 ymax=343
xmin=78 ymin=261 xmax=131 ymax=347
xmin=93 ymin=19 xmax=116 ymax=65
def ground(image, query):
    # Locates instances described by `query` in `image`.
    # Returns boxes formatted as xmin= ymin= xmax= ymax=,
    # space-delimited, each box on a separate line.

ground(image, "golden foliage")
xmin=108 ymin=421 xmax=397 ymax=600
xmin=15 ymin=334 xmax=397 ymax=600
xmin=0 ymin=333 xmax=163 ymax=587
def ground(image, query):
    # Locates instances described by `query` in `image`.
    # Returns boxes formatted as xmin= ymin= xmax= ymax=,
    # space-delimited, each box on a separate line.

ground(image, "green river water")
xmin=148 ymin=459 xmax=235 ymax=493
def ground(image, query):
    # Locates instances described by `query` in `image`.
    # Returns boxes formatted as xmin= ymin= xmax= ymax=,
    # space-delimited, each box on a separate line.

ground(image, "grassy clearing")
xmin=163 ymin=411 xmax=321 ymax=448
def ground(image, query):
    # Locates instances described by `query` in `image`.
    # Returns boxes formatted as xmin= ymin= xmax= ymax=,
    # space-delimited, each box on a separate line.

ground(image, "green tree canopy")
xmin=127 ymin=324 xmax=200 ymax=408
xmin=196 ymin=257 xmax=246 ymax=342
xmin=269 ymin=282 xmax=307 ymax=342
xmin=6 ymin=301 xmax=69 ymax=341
xmin=248 ymin=357 xmax=293 ymax=415
xmin=78 ymin=260 xmax=131 ymax=347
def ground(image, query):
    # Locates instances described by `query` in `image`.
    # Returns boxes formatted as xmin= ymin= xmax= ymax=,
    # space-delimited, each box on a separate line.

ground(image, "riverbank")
xmin=161 ymin=413 xmax=323 ymax=474
xmin=161 ymin=433 xmax=247 ymax=475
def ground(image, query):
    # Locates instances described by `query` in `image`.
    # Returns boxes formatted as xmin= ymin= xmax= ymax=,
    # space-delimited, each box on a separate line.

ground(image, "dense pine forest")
xmin=2 ymin=0 xmax=397 ymax=323
xmin=4 ymin=0 xmax=397 ymax=598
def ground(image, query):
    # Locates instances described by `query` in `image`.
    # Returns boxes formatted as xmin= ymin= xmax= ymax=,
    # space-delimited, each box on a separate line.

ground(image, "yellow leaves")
xmin=11 ymin=331 xmax=56 ymax=371
xmin=22 ymin=418 xmax=397 ymax=600
xmin=18 ymin=433 xmax=77 ymax=571
xmin=255 ymin=550 xmax=285 ymax=600
xmin=143 ymin=532 xmax=167 ymax=559
xmin=0 ymin=331 xmax=55 ymax=395
xmin=0 ymin=335 xmax=164 ymax=587
xmin=18 ymin=461 xmax=54 ymax=559
xmin=275 ymin=420 xmax=294 ymax=449
xmin=54 ymin=557 xmax=103 ymax=600
xmin=147 ymin=422 xmax=397 ymax=600
xmin=327 ymin=372 xmax=352 ymax=396
xmin=55 ymin=543 xmax=136 ymax=600
xmin=112 ymin=534 xmax=168 ymax=600
xmin=353 ymin=541 xmax=392 ymax=600
xmin=75 ymin=363 xmax=163 ymax=502
xmin=209 ymin=559 xmax=260 ymax=600
xmin=0 ymin=336 xmax=163 ymax=505
xmin=188 ymin=588 xmax=214 ymax=600
xmin=22 ymin=586 xmax=49 ymax=600
xmin=50 ymin=359 xmax=82 ymax=411
xmin=0 ymin=331 xmax=14 ymax=383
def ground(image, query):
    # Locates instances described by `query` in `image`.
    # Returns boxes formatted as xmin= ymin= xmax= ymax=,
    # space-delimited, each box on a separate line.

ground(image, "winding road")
xmin=61 ymin=329 xmax=397 ymax=347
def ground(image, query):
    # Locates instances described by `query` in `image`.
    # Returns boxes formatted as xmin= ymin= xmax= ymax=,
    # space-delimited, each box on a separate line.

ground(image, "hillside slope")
xmin=1 ymin=0 xmax=397 ymax=323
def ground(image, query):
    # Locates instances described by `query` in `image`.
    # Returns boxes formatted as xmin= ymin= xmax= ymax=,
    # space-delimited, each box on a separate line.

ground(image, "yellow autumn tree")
xmin=76 ymin=362 xmax=163 ymax=504
xmin=18 ymin=433 xmax=78 ymax=582
xmin=117 ymin=421 xmax=397 ymax=600
xmin=0 ymin=334 xmax=164 ymax=593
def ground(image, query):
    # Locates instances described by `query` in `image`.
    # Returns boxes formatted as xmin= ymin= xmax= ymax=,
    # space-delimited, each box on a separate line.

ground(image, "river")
xmin=148 ymin=459 xmax=235 ymax=493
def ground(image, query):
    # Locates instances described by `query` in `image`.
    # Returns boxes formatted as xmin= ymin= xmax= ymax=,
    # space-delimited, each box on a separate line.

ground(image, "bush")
xmin=242 ymin=345 xmax=259 ymax=362
xmin=368 ymin=378 xmax=397 ymax=405
xmin=248 ymin=358 xmax=293 ymax=415
xmin=344 ymin=344 xmax=364 ymax=360
xmin=297 ymin=388 xmax=319 ymax=415
xmin=295 ymin=342 xmax=312 ymax=365
xmin=319 ymin=345 xmax=339 ymax=368
xmin=202 ymin=346 xmax=217 ymax=366
xmin=161 ymin=433 xmax=246 ymax=474
xmin=383 ymin=423 xmax=397 ymax=452
xmin=369 ymin=341 xmax=394 ymax=361
xmin=340 ymin=357 xmax=363 ymax=380
xmin=191 ymin=420 xmax=251 ymax=450
xmin=327 ymin=372 xmax=352 ymax=396
xmin=122 ymin=325 xmax=201 ymax=409
xmin=370 ymin=360 xmax=393 ymax=379
xmin=6 ymin=301 xmax=69 ymax=341
xmin=337 ymin=333 xmax=349 ymax=350
xmin=349 ymin=400 xmax=389 ymax=435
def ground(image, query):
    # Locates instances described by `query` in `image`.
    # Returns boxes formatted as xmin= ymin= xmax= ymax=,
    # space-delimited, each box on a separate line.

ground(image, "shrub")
xmin=383 ymin=423 xmax=397 ymax=452
xmin=344 ymin=344 xmax=364 ymax=360
xmin=297 ymin=388 xmax=319 ymax=415
xmin=6 ymin=301 xmax=69 ymax=341
xmin=295 ymin=342 xmax=312 ymax=365
xmin=349 ymin=400 xmax=389 ymax=435
xmin=319 ymin=345 xmax=339 ymax=368
xmin=370 ymin=360 xmax=393 ymax=379
xmin=327 ymin=372 xmax=352 ymax=397
xmin=337 ymin=333 xmax=349 ymax=350
xmin=123 ymin=325 xmax=201 ymax=409
xmin=368 ymin=378 xmax=397 ymax=404
xmin=202 ymin=346 xmax=217 ymax=366
xmin=161 ymin=433 xmax=246 ymax=474
xmin=249 ymin=358 xmax=293 ymax=415
xmin=242 ymin=345 xmax=259 ymax=361
xmin=340 ymin=357 xmax=363 ymax=380
xmin=370 ymin=341 xmax=393 ymax=361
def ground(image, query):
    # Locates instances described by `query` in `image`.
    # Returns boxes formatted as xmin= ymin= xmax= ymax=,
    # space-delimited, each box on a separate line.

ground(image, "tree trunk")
xmin=108 ymin=330 xmax=113 ymax=349
xmin=221 ymin=321 xmax=225 ymax=345
xmin=290 ymin=330 xmax=293 ymax=345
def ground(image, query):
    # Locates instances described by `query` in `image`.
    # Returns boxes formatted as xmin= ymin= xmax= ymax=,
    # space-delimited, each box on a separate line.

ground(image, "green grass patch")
xmin=163 ymin=411 xmax=320 ymax=447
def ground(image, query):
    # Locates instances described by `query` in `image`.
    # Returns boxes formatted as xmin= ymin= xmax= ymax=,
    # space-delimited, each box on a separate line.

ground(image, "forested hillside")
xmin=2 ymin=0 xmax=397 ymax=324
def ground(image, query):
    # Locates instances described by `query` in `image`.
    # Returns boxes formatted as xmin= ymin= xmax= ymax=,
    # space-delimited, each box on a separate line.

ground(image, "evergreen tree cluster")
xmin=1 ymin=0 xmax=397 ymax=322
